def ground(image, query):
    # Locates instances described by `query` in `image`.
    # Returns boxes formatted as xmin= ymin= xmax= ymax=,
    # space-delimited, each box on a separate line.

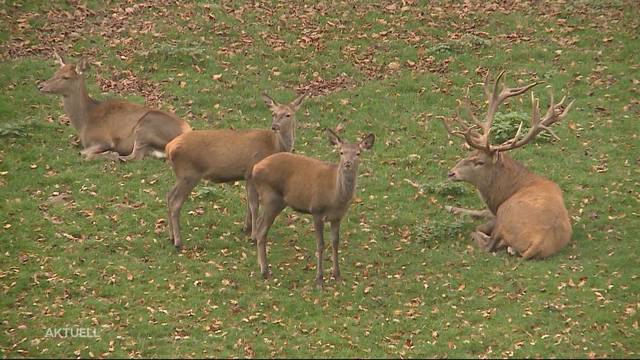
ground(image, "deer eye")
xmin=286 ymin=114 xmax=291 ymax=117
xmin=340 ymin=151 xmax=344 ymax=155
xmin=356 ymin=152 xmax=361 ymax=156
xmin=474 ymin=161 xmax=485 ymax=166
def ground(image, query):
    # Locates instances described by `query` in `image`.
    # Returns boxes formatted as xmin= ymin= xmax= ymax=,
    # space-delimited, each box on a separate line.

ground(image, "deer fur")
xmin=38 ymin=52 xmax=190 ymax=160
xmin=247 ymin=129 xmax=375 ymax=287
xmin=165 ymin=92 xmax=306 ymax=249
xmin=443 ymin=71 xmax=573 ymax=260
xmin=447 ymin=150 xmax=572 ymax=259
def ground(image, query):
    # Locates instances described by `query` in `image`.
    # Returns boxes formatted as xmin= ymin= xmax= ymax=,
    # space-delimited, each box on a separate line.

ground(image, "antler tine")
xmin=441 ymin=117 xmax=465 ymax=139
xmin=492 ymin=90 xmax=572 ymax=152
xmin=440 ymin=116 xmax=487 ymax=151
xmin=483 ymin=70 xmax=505 ymax=100
xmin=479 ymin=70 xmax=511 ymax=152
xmin=461 ymin=98 xmax=484 ymax=129
xmin=451 ymin=96 xmax=492 ymax=150
xmin=559 ymin=98 xmax=575 ymax=119
xmin=486 ymin=73 xmax=541 ymax=125
xmin=462 ymin=128 xmax=490 ymax=151
xmin=538 ymin=92 xmax=573 ymax=141
xmin=453 ymin=115 xmax=470 ymax=131
xmin=441 ymin=116 xmax=473 ymax=141
xmin=542 ymin=94 xmax=573 ymax=126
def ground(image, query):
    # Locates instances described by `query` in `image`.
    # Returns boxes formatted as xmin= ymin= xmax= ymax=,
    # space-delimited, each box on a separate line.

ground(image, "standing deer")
xmin=165 ymin=92 xmax=307 ymax=250
xmin=247 ymin=129 xmax=375 ymax=287
xmin=38 ymin=52 xmax=191 ymax=160
xmin=442 ymin=71 xmax=574 ymax=260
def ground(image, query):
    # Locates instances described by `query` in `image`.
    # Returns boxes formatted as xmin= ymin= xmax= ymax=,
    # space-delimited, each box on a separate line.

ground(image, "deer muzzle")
xmin=271 ymin=124 xmax=280 ymax=132
xmin=37 ymin=82 xmax=52 ymax=93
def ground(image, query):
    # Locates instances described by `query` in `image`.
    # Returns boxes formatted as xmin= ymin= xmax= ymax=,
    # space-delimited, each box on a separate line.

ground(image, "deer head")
xmin=261 ymin=92 xmax=306 ymax=132
xmin=38 ymin=52 xmax=90 ymax=96
xmin=444 ymin=71 xmax=573 ymax=186
xmin=326 ymin=128 xmax=375 ymax=172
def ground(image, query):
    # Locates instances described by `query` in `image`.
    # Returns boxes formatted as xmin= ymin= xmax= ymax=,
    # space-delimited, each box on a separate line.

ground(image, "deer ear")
xmin=75 ymin=58 xmax=89 ymax=75
xmin=325 ymin=128 xmax=342 ymax=147
xmin=54 ymin=51 xmax=66 ymax=67
xmin=290 ymin=92 xmax=307 ymax=110
xmin=359 ymin=133 xmax=375 ymax=150
xmin=261 ymin=91 xmax=277 ymax=110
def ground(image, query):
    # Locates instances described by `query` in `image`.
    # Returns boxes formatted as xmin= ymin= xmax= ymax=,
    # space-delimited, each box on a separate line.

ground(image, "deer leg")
xmin=312 ymin=215 xmax=325 ymax=289
xmin=246 ymin=181 xmax=259 ymax=243
xmin=476 ymin=219 xmax=495 ymax=235
xmin=254 ymin=194 xmax=285 ymax=279
xmin=471 ymin=232 xmax=494 ymax=252
xmin=80 ymin=143 xmax=119 ymax=161
xmin=329 ymin=220 xmax=342 ymax=284
xmin=166 ymin=185 xmax=178 ymax=243
xmin=120 ymin=139 xmax=151 ymax=161
xmin=519 ymin=242 xmax=540 ymax=260
xmin=471 ymin=218 xmax=498 ymax=252
xmin=167 ymin=176 xmax=199 ymax=250
xmin=242 ymin=185 xmax=253 ymax=235
xmin=445 ymin=205 xmax=494 ymax=220
xmin=122 ymin=111 xmax=183 ymax=161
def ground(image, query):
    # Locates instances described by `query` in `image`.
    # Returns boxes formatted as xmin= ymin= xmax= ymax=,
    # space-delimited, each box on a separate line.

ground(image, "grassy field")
xmin=1 ymin=0 xmax=639 ymax=358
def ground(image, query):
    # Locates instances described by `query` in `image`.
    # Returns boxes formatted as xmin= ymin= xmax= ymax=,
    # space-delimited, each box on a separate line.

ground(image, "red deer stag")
xmin=165 ymin=92 xmax=306 ymax=250
xmin=38 ymin=52 xmax=190 ymax=160
xmin=442 ymin=71 xmax=574 ymax=260
xmin=247 ymin=129 xmax=375 ymax=287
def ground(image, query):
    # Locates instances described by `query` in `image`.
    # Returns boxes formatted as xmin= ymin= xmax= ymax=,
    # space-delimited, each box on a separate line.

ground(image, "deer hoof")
xmin=174 ymin=244 xmax=182 ymax=252
xmin=261 ymin=271 xmax=269 ymax=280
xmin=315 ymin=278 xmax=324 ymax=289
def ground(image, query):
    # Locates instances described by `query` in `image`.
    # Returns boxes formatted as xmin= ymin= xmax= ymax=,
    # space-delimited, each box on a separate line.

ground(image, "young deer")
xmin=247 ymin=129 xmax=375 ymax=287
xmin=165 ymin=92 xmax=306 ymax=250
xmin=38 ymin=52 xmax=191 ymax=161
xmin=442 ymin=71 xmax=574 ymax=260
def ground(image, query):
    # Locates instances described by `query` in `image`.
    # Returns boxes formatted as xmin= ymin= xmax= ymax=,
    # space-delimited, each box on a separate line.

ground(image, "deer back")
xmin=251 ymin=153 xmax=340 ymax=214
xmin=167 ymin=129 xmax=282 ymax=182
xmin=81 ymin=101 xmax=148 ymax=141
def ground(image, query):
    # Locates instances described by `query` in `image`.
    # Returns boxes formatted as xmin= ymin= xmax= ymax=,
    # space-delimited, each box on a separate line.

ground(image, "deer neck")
xmin=477 ymin=154 xmax=538 ymax=214
xmin=62 ymin=78 xmax=95 ymax=132
xmin=335 ymin=163 xmax=358 ymax=205
xmin=275 ymin=124 xmax=295 ymax=152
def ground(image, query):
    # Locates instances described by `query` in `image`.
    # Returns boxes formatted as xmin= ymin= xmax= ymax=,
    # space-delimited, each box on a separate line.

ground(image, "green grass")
xmin=1 ymin=0 xmax=639 ymax=358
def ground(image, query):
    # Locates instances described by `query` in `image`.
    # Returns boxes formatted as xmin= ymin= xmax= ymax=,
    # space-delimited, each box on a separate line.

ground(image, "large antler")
xmin=491 ymin=91 xmax=574 ymax=152
xmin=442 ymin=71 xmax=543 ymax=152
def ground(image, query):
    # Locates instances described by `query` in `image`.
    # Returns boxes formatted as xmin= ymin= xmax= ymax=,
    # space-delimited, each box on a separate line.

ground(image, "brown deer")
xmin=38 ymin=52 xmax=190 ymax=160
xmin=165 ymin=92 xmax=307 ymax=250
xmin=247 ymin=129 xmax=375 ymax=287
xmin=442 ymin=71 xmax=574 ymax=260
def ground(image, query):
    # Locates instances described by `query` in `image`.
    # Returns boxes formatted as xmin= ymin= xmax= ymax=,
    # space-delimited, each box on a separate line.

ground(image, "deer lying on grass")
xmin=165 ymin=92 xmax=306 ymax=250
xmin=442 ymin=71 xmax=573 ymax=260
xmin=38 ymin=52 xmax=191 ymax=160
xmin=247 ymin=129 xmax=375 ymax=287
